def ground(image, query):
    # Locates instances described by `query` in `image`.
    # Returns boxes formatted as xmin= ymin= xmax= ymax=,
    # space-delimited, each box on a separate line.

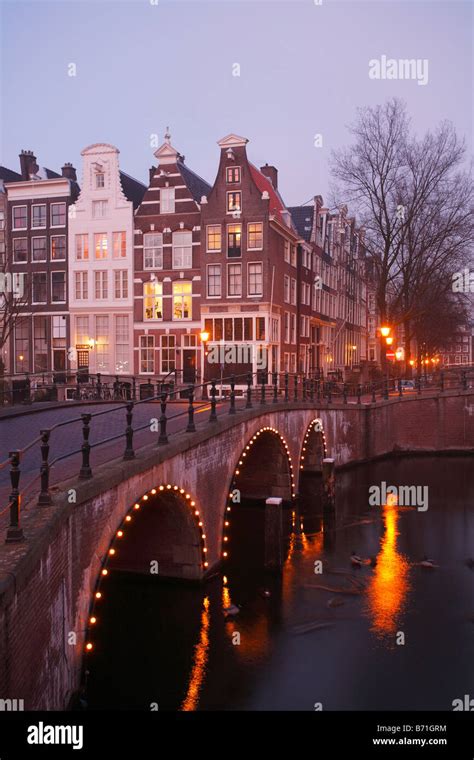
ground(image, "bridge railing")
xmin=1 ymin=368 xmax=473 ymax=543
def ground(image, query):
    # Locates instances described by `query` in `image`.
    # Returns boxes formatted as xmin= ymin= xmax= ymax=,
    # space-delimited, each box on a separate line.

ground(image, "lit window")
xmin=226 ymin=167 xmax=241 ymax=184
xmin=172 ymin=281 xmax=192 ymax=320
xmin=94 ymin=233 xmax=108 ymax=259
xmin=247 ymin=223 xmax=263 ymax=250
xmin=32 ymin=205 xmax=46 ymax=228
xmin=75 ymin=234 xmax=89 ymax=260
xmin=227 ymin=191 xmax=241 ymax=213
xmin=227 ymin=224 xmax=241 ymax=258
xmin=206 ymin=225 xmax=221 ymax=252
xmin=143 ymin=233 xmax=163 ymax=269
xmin=143 ymin=281 xmax=163 ymax=320
xmin=172 ymin=231 xmax=192 ymax=269
xmin=51 ymin=203 xmax=66 ymax=227
xmin=227 ymin=263 xmax=242 ymax=297
xmin=113 ymin=231 xmax=126 ymax=258
xmin=51 ymin=236 xmax=66 ymax=260
xmin=160 ymin=187 xmax=175 ymax=213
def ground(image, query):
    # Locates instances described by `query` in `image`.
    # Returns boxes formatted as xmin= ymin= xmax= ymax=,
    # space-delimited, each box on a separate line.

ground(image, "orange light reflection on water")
xmin=366 ymin=503 xmax=410 ymax=640
xmin=180 ymin=596 xmax=210 ymax=711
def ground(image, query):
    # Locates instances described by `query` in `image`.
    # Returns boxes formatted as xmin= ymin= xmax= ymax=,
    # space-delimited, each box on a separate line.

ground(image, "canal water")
xmin=85 ymin=456 xmax=474 ymax=711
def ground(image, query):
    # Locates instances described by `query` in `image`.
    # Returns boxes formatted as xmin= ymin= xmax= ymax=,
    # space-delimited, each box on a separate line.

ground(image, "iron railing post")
xmin=6 ymin=451 xmax=24 ymax=543
xmin=294 ymin=374 xmax=298 ymax=401
xmin=38 ymin=429 xmax=52 ymax=505
xmin=158 ymin=393 xmax=169 ymax=444
xmin=284 ymin=372 xmax=289 ymax=402
xmin=260 ymin=373 xmax=266 ymax=405
xmin=97 ymin=372 xmax=102 ymax=400
xmin=186 ymin=385 xmax=196 ymax=432
xmin=342 ymin=383 xmax=347 ymax=404
xmin=357 ymin=384 xmax=362 ymax=404
xmin=209 ymin=380 xmax=218 ymax=422
xmin=440 ymin=371 xmax=444 ymax=392
xmin=272 ymin=371 xmax=278 ymax=404
xmin=79 ymin=413 xmax=92 ymax=479
xmin=398 ymin=378 xmax=402 ymax=397
xmin=132 ymin=376 xmax=137 ymax=401
xmin=245 ymin=373 xmax=253 ymax=409
xmin=371 ymin=383 xmax=376 ymax=403
xmin=462 ymin=370 xmax=467 ymax=390
xmin=229 ymin=376 xmax=236 ymax=414
xmin=124 ymin=402 xmax=135 ymax=459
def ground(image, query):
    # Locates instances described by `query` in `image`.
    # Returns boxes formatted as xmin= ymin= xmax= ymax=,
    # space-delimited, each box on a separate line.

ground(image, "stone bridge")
xmin=0 ymin=389 xmax=473 ymax=710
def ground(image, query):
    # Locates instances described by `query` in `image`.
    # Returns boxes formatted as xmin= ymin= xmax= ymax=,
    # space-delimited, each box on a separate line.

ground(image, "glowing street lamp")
xmin=200 ymin=329 xmax=210 ymax=398
xmin=380 ymin=326 xmax=391 ymax=338
xmin=385 ymin=336 xmax=394 ymax=346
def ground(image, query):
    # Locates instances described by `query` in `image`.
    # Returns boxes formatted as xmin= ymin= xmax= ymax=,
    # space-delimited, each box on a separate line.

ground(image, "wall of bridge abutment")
xmin=0 ymin=390 xmax=473 ymax=710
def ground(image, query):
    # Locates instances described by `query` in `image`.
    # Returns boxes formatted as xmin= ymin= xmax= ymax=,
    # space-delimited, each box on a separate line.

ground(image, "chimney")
xmin=260 ymin=163 xmax=278 ymax=189
xmin=61 ymin=162 xmax=77 ymax=181
xmin=19 ymin=150 xmax=38 ymax=180
xmin=149 ymin=166 xmax=155 ymax=183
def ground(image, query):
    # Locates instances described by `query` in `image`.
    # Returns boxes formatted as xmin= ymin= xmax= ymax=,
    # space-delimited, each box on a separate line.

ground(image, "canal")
xmin=85 ymin=455 xmax=474 ymax=711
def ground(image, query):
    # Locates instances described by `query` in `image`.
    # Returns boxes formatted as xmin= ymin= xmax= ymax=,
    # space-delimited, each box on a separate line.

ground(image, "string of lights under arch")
xmin=221 ymin=425 xmax=296 ymax=561
xmin=84 ymin=484 xmax=207 ymax=654
xmin=299 ymin=417 xmax=328 ymax=472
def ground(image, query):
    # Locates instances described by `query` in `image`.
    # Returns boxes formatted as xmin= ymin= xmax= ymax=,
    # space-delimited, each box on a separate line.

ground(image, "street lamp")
xmin=380 ymin=326 xmax=391 ymax=338
xmin=200 ymin=330 xmax=210 ymax=398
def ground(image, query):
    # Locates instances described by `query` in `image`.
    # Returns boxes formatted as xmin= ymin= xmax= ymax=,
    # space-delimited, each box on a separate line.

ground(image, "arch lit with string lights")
xmin=299 ymin=417 xmax=328 ymax=473
xmin=83 ymin=483 xmax=207 ymax=654
xmin=221 ymin=425 xmax=296 ymax=561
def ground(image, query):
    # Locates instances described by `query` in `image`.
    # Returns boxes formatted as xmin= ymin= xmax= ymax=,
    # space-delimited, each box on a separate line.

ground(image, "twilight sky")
xmin=1 ymin=0 xmax=472 ymax=207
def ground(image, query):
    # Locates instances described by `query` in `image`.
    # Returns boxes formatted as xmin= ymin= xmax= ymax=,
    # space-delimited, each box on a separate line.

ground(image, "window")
xmin=96 ymin=173 xmax=105 ymax=189
xmin=291 ymin=245 xmax=297 ymax=267
xmin=143 ymin=233 xmax=163 ymax=269
xmin=92 ymin=201 xmax=108 ymax=218
xmin=12 ymin=206 xmax=27 ymax=230
xmin=283 ymin=352 xmax=289 ymax=373
xmin=113 ymin=231 xmax=126 ymax=258
xmin=172 ymin=281 xmax=192 ymax=320
xmin=284 ymin=275 xmax=290 ymax=303
xmin=143 ymin=281 xmax=163 ymax=320
xmin=284 ymin=312 xmax=290 ymax=343
xmin=284 ymin=240 xmax=290 ymax=263
xmin=51 ymin=271 xmax=66 ymax=302
xmin=14 ymin=319 xmax=30 ymax=373
xmin=32 ymin=272 xmax=47 ymax=303
xmin=32 ymin=204 xmax=46 ymax=228
xmin=0 ymin=210 xmax=4 ymax=230
xmin=207 ymin=264 xmax=221 ymax=297
xmin=75 ymin=271 xmax=88 ymax=300
xmin=291 ymin=314 xmax=296 ymax=344
xmin=94 ymin=233 xmax=108 ymax=259
xmin=291 ymin=278 xmax=297 ymax=305
xmin=227 ymin=263 xmax=242 ymax=297
xmin=226 ymin=166 xmax=241 ymax=184
xmin=75 ymin=316 xmax=89 ymax=345
xmin=51 ymin=236 xmax=66 ymax=260
xmin=75 ymin=234 xmax=89 ymax=260
xmin=227 ymin=191 xmax=241 ymax=213
xmin=248 ymin=262 xmax=263 ymax=296
xmin=32 ymin=237 xmax=47 ymax=262
xmin=51 ymin=203 xmax=66 ymax=227
xmin=172 ymin=231 xmax=192 ymax=269
xmin=33 ymin=316 xmax=48 ymax=372
xmin=13 ymin=238 xmax=27 ymax=263
xmin=115 ymin=315 xmax=129 ymax=373
xmin=160 ymin=187 xmax=175 ymax=213
xmin=207 ymin=225 xmax=221 ymax=252
xmin=161 ymin=335 xmax=176 ymax=373
xmin=290 ymin=353 xmax=297 ymax=373
xmin=139 ymin=335 xmax=154 ymax=374
xmin=256 ymin=317 xmax=265 ymax=341
xmin=227 ymin=224 xmax=241 ymax=257
xmin=94 ymin=271 xmax=108 ymax=299
xmin=114 ymin=270 xmax=128 ymax=299
xmin=248 ymin=223 xmax=263 ymax=250
xmin=95 ymin=316 xmax=110 ymax=371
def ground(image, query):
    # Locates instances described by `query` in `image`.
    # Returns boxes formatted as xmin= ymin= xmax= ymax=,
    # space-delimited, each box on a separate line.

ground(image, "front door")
xmin=183 ymin=349 xmax=196 ymax=383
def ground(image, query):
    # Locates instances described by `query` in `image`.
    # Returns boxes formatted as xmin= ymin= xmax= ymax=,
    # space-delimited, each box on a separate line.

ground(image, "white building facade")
xmin=68 ymin=143 xmax=145 ymax=378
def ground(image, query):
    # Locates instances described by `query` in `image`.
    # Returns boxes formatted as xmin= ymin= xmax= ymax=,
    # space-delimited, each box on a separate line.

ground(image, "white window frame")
xmin=247 ymin=222 xmax=263 ymax=251
xmin=114 ymin=269 xmax=128 ymax=299
xmin=247 ymin=261 xmax=263 ymax=297
xmin=51 ymin=235 xmax=66 ymax=261
xmin=172 ymin=231 xmax=192 ymax=269
xmin=160 ymin=187 xmax=175 ymax=213
xmin=94 ymin=233 xmax=108 ymax=260
xmin=75 ymin=234 xmax=89 ymax=261
xmin=206 ymin=263 xmax=222 ymax=298
xmin=12 ymin=237 xmax=28 ymax=264
xmin=112 ymin=231 xmax=127 ymax=259
xmin=51 ymin=271 xmax=66 ymax=304
xmin=31 ymin=203 xmax=46 ymax=229
xmin=74 ymin=271 xmax=88 ymax=300
xmin=139 ymin=335 xmax=155 ymax=374
xmin=31 ymin=236 xmax=47 ymax=263
xmin=227 ymin=263 xmax=242 ymax=298
xmin=94 ymin=270 xmax=108 ymax=300
xmin=32 ymin=272 xmax=47 ymax=305
xmin=206 ymin=224 xmax=222 ymax=252
xmin=50 ymin=202 xmax=66 ymax=228
xmin=92 ymin=200 xmax=108 ymax=219
xmin=12 ymin=205 xmax=27 ymax=230
xmin=143 ymin=233 xmax=163 ymax=270
xmin=226 ymin=190 xmax=242 ymax=214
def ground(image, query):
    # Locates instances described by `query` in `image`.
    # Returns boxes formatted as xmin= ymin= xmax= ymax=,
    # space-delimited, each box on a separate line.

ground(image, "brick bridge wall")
xmin=0 ymin=390 xmax=473 ymax=710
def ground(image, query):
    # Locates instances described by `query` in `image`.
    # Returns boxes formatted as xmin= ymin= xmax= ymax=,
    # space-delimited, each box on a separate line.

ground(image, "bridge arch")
xmin=83 ymin=483 xmax=207 ymax=655
xmin=299 ymin=417 xmax=328 ymax=474
xmin=221 ymin=425 xmax=296 ymax=562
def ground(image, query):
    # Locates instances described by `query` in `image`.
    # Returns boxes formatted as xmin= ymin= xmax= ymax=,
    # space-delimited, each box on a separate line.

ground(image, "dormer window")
xmin=226 ymin=167 xmax=241 ymax=184
xmin=96 ymin=173 xmax=105 ymax=189
xmin=227 ymin=191 xmax=241 ymax=213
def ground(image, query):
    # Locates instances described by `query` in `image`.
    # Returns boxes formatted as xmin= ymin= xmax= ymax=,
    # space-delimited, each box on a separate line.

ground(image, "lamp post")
xmin=200 ymin=330 xmax=210 ymax=399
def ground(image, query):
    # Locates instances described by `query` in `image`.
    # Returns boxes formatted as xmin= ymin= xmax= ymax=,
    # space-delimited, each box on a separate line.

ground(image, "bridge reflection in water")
xmin=85 ymin=455 xmax=474 ymax=712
